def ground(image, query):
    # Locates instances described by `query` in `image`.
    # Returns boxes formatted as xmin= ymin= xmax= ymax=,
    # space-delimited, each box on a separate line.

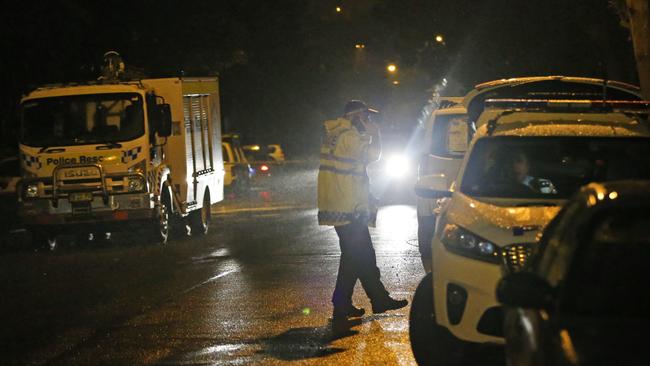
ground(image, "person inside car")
xmin=486 ymin=147 xmax=557 ymax=195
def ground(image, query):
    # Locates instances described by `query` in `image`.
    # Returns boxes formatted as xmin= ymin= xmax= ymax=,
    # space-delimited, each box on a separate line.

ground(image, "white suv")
xmin=416 ymin=99 xmax=467 ymax=272
xmin=409 ymin=98 xmax=650 ymax=365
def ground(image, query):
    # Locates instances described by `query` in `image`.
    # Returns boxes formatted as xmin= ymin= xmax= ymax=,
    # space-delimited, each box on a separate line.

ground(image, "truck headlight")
xmin=26 ymin=184 xmax=39 ymax=198
xmin=127 ymin=176 xmax=146 ymax=192
xmin=128 ymin=160 xmax=147 ymax=174
xmin=441 ymin=224 xmax=500 ymax=263
xmin=385 ymin=154 xmax=409 ymax=179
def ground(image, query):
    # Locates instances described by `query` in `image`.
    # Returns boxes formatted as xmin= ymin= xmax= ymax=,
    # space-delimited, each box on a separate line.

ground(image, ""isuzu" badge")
xmin=60 ymin=167 xmax=101 ymax=179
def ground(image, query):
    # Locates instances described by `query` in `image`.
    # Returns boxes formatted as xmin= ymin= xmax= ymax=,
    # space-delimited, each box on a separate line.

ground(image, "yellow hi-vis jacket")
xmin=317 ymin=117 xmax=380 ymax=226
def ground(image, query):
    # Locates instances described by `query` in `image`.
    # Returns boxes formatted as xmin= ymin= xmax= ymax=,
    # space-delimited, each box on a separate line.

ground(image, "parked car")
xmin=497 ymin=180 xmax=650 ymax=366
xmin=222 ymin=134 xmax=252 ymax=191
xmin=242 ymin=144 xmax=275 ymax=179
xmin=414 ymin=76 xmax=642 ymax=274
xmin=416 ymin=97 xmax=467 ymax=271
xmin=409 ymin=97 xmax=650 ymax=365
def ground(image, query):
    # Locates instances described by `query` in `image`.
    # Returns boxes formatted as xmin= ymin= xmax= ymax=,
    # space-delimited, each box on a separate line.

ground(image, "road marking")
xmin=180 ymin=268 xmax=238 ymax=295
xmin=212 ymin=204 xmax=312 ymax=214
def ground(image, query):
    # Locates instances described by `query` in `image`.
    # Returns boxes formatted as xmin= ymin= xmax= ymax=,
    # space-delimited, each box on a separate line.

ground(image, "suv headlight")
xmin=25 ymin=184 xmax=39 ymax=198
xmin=127 ymin=176 xmax=146 ymax=192
xmin=441 ymin=224 xmax=500 ymax=263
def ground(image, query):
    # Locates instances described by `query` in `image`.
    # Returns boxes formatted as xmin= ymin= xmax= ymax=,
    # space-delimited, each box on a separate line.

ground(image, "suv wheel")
xmin=409 ymin=272 xmax=467 ymax=365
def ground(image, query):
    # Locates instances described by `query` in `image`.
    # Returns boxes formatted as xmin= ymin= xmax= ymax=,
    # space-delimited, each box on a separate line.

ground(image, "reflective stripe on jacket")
xmin=317 ymin=118 xmax=379 ymax=226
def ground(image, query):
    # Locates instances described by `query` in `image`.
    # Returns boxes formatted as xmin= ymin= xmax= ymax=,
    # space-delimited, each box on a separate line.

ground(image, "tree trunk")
xmin=627 ymin=0 xmax=650 ymax=99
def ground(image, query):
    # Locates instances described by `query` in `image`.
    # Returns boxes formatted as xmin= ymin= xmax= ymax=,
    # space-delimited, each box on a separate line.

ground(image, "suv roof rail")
xmin=485 ymin=98 xmax=650 ymax=113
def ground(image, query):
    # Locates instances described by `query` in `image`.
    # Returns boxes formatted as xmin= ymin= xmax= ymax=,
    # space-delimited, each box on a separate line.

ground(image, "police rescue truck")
xmin=18 ymin=76 xmax=224 ymax=248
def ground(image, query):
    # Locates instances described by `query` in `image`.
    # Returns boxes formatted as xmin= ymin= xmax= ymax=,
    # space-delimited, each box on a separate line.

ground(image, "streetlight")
xmin=435 ymin=34 xmax=444 ymax=44
xmin=336 ymin=6 xmax=342 ymax=13
xmin=387 ymin=64 xmax=397 ymax=73
xmin=355 ymin=44 xmax=366 ymax=49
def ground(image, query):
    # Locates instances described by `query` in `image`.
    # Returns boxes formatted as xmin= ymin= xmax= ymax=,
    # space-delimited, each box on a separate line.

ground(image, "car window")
xmin=222 ymin=144 xmax=233 ymax=163
xmin=430 ymin=114 xmax=468 ymax=156
xmin=460 ymin=136 xmax=650 ymax=199
xmin=560 ymin=207 xmax=650 ymax=318
xmin=244 ymin=148 xmax=271 ymax=162
xmin=234 ymin=148 xmax=246 ymax=163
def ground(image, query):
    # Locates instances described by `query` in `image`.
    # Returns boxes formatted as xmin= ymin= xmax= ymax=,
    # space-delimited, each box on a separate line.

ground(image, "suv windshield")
xmin=460 ymin=137 xmax=650 ymax=199
xmin=20 ymin=93 xmax=144 ymax=147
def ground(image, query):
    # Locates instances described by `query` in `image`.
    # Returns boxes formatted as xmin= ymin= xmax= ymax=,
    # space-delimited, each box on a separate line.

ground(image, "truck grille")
xmin=502 ymin=243 xmax=535 ymax=273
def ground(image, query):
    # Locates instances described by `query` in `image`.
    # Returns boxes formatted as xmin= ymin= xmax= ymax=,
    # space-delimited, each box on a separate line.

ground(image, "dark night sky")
xmin=0 ymin=0 xmax=637 ymax=156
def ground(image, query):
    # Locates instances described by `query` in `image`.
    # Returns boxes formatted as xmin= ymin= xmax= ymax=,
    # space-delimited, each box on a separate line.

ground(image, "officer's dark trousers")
xmin=332 ymin=220 xmax=389 ymax=310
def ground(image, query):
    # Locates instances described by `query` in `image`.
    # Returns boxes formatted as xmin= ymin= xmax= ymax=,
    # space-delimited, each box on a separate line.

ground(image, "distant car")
xmin=497 ymin=181 xmax=650 ymax=366
xmin=0 ymin=156 xmax=21 ymax=231
xmin=242 ymin=145 xmax=274 ymax=179
xmin=267 ymin=144 xmax=285 ymax=162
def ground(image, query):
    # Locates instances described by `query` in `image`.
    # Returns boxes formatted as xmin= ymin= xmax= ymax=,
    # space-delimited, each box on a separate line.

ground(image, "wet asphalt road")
xmin=0 ymin=165 xmax=500 ymax=365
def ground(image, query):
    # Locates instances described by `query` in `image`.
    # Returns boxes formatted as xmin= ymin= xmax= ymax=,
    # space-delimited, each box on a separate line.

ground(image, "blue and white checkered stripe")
xmin=121 ymin=147 xmax=142 ymax=163
xmin=21 ymin=153 xmax=42 ymax=169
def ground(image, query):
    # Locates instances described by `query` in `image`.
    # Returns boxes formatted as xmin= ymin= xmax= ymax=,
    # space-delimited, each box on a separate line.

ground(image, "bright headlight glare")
xmin=441 ymin=224 xmax=500 ymax=263
xmin=127 ymin=176 xmax=145 ymax=192
xmin=385 ymin=154 xmax=409 ymax=178
xmin=26 ymin=184 xmax=39 ymax=198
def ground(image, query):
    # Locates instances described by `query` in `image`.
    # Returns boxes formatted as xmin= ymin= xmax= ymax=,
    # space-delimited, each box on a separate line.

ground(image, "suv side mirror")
xmin=414 ymin=174 xmax=452 ymax=198
xmin=497 ymin=272 xmax=554 ymax=309
xmin=155 ymin=104 xmax=172 ymax=137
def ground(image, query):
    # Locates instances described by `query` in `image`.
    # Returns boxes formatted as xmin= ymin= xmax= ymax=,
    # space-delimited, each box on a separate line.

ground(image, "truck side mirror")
xmin=156 ymin=104 xmax=172 ymax=137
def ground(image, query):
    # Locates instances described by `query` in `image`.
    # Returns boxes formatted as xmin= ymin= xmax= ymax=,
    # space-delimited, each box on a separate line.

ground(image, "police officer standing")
xmin=318 ymin=100 xmax=408 ymax=331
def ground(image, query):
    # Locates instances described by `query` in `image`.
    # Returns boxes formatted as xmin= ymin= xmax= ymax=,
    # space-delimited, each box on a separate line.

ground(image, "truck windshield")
xmin=460 ymin=136 xmax=650 ymax=199
xmin=20 ymin=93 xmax=144 ymax=147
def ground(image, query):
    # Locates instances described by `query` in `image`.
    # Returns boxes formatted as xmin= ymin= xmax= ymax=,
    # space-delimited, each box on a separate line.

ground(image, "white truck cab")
xmin=409 ymin=98 xmax=650 ymax=365
xmin=18 ymin=77 xmax=224 ymax=248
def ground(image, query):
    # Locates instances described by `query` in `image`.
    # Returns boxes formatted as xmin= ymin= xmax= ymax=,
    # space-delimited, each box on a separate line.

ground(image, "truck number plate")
xmin=69 ymin=192 xmax=93 ymax=202
xmin=60 ymin=168 xmax=101 ymax=179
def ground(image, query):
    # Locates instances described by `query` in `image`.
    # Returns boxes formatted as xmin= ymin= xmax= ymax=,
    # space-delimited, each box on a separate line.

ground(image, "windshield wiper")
xmin=96 ymin=141 xmax=122 ymax=150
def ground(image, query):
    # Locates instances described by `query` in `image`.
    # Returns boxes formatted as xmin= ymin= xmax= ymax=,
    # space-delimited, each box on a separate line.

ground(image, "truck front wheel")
xmin=189 ymin=190 xmax=211 ymax=236
xmin=150 ymin=190 xmax=171 ymax=244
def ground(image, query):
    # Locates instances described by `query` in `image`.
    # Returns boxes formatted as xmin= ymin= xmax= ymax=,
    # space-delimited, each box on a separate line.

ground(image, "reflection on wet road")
xmin=0 ymin=166 xmax=431 ymax=365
